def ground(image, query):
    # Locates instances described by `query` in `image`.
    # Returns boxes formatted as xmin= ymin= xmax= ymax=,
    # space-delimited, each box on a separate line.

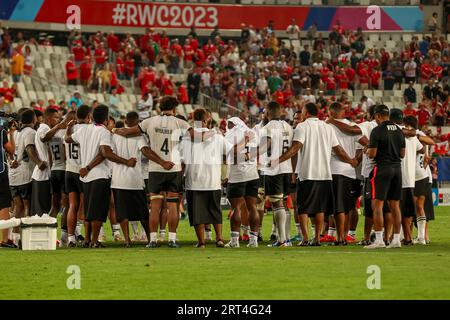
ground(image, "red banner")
xmin=35 ymin=0 xmax=310 ymax=30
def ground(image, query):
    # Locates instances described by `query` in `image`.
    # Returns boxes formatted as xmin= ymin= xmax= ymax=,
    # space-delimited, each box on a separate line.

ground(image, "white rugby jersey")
xmin=31 ymin=123 xmax=51 ymax=181
xmin=139 ymin=115 xmax=190 ymax=173
xmin=141 ymin=134 xmax=149 ymax=180
xmin=111 ymin=134 xmax=147 ymax=190
xmin=9 ymin=127 xmax=36 ymax=186
xmin=72 ymin=124 xmax=112 ymax=183
xmin=398 ymin=125 xmax=423 ymax=188
xmin=253 ymin=121 xmax=266 ymax=172
xmin=416 ymin=131 xmax=431 ymax=182
xmin=180 ymin=128 xmax=233 ymax=191
xmin=357 ymin=120 xmax=378 ymax=178
xmin=293 ymin=118 xmax=339 ymax=181
xmin=330 ymin=118 xmax=361 ymax=179
xmin=260 ymin=119 xmax=293 ymax=176
xmin=49 ymin=129 xmax=66 ymax=171
xmin=64 ymin=123 xmax=87 ymax=174
xmin=225 ymin=125 xmax=259 ymax=184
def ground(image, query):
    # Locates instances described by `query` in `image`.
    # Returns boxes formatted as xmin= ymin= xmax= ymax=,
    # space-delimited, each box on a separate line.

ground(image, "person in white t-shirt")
xmin=179 ymin=108 xmax=233 ymax=248
xmin=114 ymin=96 xmax=189 ymax=248
xmin=390 ymin=109 xmax=424 ymax=245
xmin=224 ymin=117 xmax=259 ymax=248
xmin=31 ymin=108 xmax=65 ymax=217
xmin=328 ymin=102 xmax=365 ymax=245
xmin=259 ymin=101 xmax=294 ymax=247
xmin=275 ymin=103 xmax=357 ymax=246
xmin=65 ymin=105 xmax=137 ymax=248
xmin=8 ymin=109 xmax=38 ymax=245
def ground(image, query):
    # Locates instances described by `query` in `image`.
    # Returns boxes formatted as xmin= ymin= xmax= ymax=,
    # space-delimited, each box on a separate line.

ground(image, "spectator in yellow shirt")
xmin=10 ymin=48 xmax=24 ymax=83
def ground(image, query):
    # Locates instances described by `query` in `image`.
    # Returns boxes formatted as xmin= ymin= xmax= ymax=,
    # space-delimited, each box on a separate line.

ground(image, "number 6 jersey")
xmin=139 ymin=114 xmax=190 ymax=173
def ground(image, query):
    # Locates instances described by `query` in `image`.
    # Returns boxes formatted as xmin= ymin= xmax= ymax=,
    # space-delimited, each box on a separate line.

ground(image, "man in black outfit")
xmin=0 ymin=123 xmax=15 ymax=247
xmin=365 ymin=105 xmax=406 ymax=249
xmin=187 ymin=68 xmax=201 ymax=105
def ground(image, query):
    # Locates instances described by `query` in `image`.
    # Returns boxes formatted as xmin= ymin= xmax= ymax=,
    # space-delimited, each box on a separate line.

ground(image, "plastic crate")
xmin=20 ymin=215 xmax=57 ymax=251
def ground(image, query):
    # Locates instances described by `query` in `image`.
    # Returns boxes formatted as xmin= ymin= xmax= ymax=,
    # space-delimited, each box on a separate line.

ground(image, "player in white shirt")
xmin=114 ymin=96 xmax=189 ymax=248
xmin=404 ymin=116 xmax=435 ymax=245
xmin=224 ymin=117 xmax=259 ymax=248
xmin=65 ymin=105 xmax=137 ymax=248
xmin=328 ymin=102 xmax=365 ymax=245
xmin=8 ymin=109 xmax=38 ymax=245
xmin=275 ymin=103 xmax=357 ymax=246
xmin=390 ymin=109 xmax=424 ymax=246
xmin=31 ymin=108 xmax=63 ymax=216
xmin=179 ymin=108 xmax=233 ymax=248
xmin=111 ymin=112 xmax=155 ymax=247
xmin=258 ymin=101 xmax=294 ymax=247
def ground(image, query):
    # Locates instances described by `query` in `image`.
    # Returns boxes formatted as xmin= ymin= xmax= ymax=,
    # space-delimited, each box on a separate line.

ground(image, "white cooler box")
xmin=20 ymin=215 xmax=58 ymax=250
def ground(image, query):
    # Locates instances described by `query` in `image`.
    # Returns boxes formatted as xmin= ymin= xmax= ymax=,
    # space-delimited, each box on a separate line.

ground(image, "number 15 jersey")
xmin=139 ymin=115 xmax=190 ymax=173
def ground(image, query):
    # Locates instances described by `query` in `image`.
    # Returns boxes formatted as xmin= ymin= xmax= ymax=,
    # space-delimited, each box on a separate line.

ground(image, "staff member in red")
xmin=365 ymin=105 xmax=406 ymax=249
xmin=66 ymin=55 xmax=78 ymax=86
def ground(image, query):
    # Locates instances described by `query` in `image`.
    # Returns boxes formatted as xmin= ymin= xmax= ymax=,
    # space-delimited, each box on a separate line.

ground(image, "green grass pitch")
xmin=1 ymin=207 xmax=449 ymax=300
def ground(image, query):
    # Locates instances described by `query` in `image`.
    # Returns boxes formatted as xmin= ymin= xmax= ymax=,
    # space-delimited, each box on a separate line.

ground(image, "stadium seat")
xmin=265 ymin=0 xmax=276 ymax=4
xmin=380 ymin=34 xmax=390 ymax=42
xmin=128 ymin=94 xmax=137 ymax=104
xmin=369 ymin=34 xmax=379 ymax=42
xmin=176 ymin=105 xmax=186 ymax=118
xmin=363 ymin=90 xmax=373 ymax=97
xmin=45 ymin=91 xmax=55 ymax=101
xmin=311 ymin=0 xmax=321 ymax=4
xmin=28 ymin=90 xmax=37 ymax=101
xmin=96 ymin=93 xmax=105 ymax=103
xmin=241 ymin=0 xmax=252 ymax=3
xmin=17 ymin=82 xmax=28 ymax=100
xmin=13 ymin=98 xmax=23 ymax=111
xmin=211 ymin=112 xmax=220 ymax=123
xmin=373 ymin=90 xmax=383 ymax=98
xmin=402 ymin=34 xmax=412 ymax=42
xmin=393 ymin=90 xmax=403 ymax=97
xmin=184 ymin=104 xmax=194 ymax=114
xmin=120 ymin=94 xmax=129 ymax=103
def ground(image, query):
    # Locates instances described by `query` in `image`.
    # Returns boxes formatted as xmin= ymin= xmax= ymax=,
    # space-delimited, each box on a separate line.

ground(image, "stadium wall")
xmin=0 ymin=0 xmax=428 ymax=34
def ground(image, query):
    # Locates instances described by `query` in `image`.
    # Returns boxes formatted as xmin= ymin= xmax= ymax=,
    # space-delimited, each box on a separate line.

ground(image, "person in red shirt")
xmin=335 ymin=68 xmax=349 ymax=91
xmin=47 ymin=99 xmax=60 ymax=111
xmin=139 ymin=67 xmax=156 ymax=93
xmin=160 ymin=31 xmax=170 ymax=50
xmin=116 ymin=51 xmax=125 ymax=80
xmin=272 ymin=89 xmax=285 ymax=106
xmin=420 ymin=60 xmax=432 ymax=84
xmin=163 ymin=75 xmax=175 ymax=96
xmin=431 ymin=61 xmax=443 ymax=79
xmin=94 ymin=42 xmax=107 ymax=69
xmin=124 ymin=57 xmax=134 ymax=80
xmin=370 ymin=67 xmax=381 ymax=90
xmin=79 ymin=56 xmax=92 ymax=87
xmin=194 ymin=48 xmax=206 ymax=67
xmin=417 ymin=104 xmax=432 ymax=128
xmin=345 ymin=65 xmax=356 ymax=91
xmin=66 ymin=55 xmax=78 ymax=85
xmin=171 ymin=39 xmax=183 ymax=58
xmin=139 ymin=28 xmax=151 ymax=52
xmin=177 ymin=83 xmax=189 ymax=104
xmin=106 ymin=31 xmax=120 ymax=61
xmin=324 ymin=71 xmax=337 ymax=95
xmin=72 ymin=42 xmax=87 ymax=67
xmin=403 ymin=102 xmax=417 ymax=117
xmin=183 ymin=39 xmax=194 ymax=69
xmin=203 ymin=39 xmax=217 ymax=56
xmin=358 ymin=64 xmax=370 ymax=89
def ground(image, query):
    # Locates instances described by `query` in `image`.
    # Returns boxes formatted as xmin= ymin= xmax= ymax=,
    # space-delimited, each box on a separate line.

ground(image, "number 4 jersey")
xmin=139 ymin=114 xmax=190 ymax=173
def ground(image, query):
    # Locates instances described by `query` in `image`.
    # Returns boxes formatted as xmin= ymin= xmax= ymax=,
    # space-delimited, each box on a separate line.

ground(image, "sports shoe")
xmin=358 ymin=239 xmax=371 ymax=246
xmin=370 ymin=232 xmax=376 ymax=243
xmin=90 ymin=241 xmax=105 ymax=248
xmin=67 ymin=241 xmax=77 ymax=248
xmin=225 ymin=241 xmax=240 ymax=248
xmin=413 ymin=238 xmax=426 ymax=245
xmin=0 ymin=240 xmax=18 ymax=248
xmin=401 ymin=239 xmax=414 ymax=246
xmin=333 ymin=240 xmax=348 ymax=246
xmin=364 ymin=241 xmax=386 ymax=249
xmin=81 ymin=241 xmax=90 ymax=248
xmin=345 ymin=235 xmax=357 ymax=243
xmin=269 ymin=233 xmax=277 ymax=241
xmin=76 ymin=234 xmax=85 ymax=242
xmin=195 ymin=242 xmax=206 ymax=248
xmin=297 ymin=240 xmax=309 ymax=247
xmin=319 ymin=235 xmax=336 ymax=243
xmin=426 ymin=239 xmax=431 ymax=244
xmin=168 ymin=241 xmax=180 ymax=248
xmin=386 ymin=240 xmax=402 ymax=249
xmin=308 ymin=239 xmax=321 ymax=246
xmin=247 ymin=241 xmax=258 ymax=248
xmin=124 ymin=242 xmax=132 ymax=248
xmin=146 ymin=241 xmax=158 ymax=248
xmin=267 ymin=241 xmax=282 ymax=247
xmin=290 ymin=235 xmax=303 ymax=242
xmin=257 ymin=233 xmax=263 ymax=242
xmin=216 ymin=239 xmax=225 ymax=248
xmin=242 ymin=234 xmax=250 ymax=242
xmin=98 ymin=234 xmax=106 ymax=242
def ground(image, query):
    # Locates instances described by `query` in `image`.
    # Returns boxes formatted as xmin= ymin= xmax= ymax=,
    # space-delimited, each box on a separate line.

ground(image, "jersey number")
xmin=51 ymin=145 xmax=61 ymax=161
xmin=160 ymin=138 xmax=169 ymax=155
xmin=69 ymin=144 xmax=79 ymax=160
xmin=282 ymin=140 xmax=289 ymax=153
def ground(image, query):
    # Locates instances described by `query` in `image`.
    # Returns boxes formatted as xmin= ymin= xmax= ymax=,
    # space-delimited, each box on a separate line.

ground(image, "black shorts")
xmin=10 ymin=183 xmax=32 ymax=200
xmin=148 ymin=171 xmax=182 ymax=194
xmin=370 ymin=165 xmax=402 ymax=201
xmin=30 ymin=180 xmax=51 ymax=216
xmin=297 ymin=180 xmax=335 ymax=217
xmin=112 ymin=189 xmax=148 ymax=222
xmin=363 ymin=177 xmax=390 ymax=218
xmin=65 ymin=172 xmax=83 ymax=194
xmin=424 ymin=183 xmax=435 ymax=221
xmin=50 ymin=170 xmax=66 ymax=194
xmin=400 ymin=188 xmax=416 ymax=218
xmin=414 ymin=177 xmax=429 ymax=197
xmin=227 ymin=179 xmax=259 ymax=199
xmin=0 ymin=174 xmax=12 ymax=210
xmin=186 ymin=190 xmax=222 ymax=226
xmin=83 ymin=179 xmax=111 ymax=222
xmin=332 ymin=175 xmax=358 ymax=214
xmin=264 ymin=173 xmax=291 ymax=197
xmin=144 ymin=179 xmax=149 ymax=195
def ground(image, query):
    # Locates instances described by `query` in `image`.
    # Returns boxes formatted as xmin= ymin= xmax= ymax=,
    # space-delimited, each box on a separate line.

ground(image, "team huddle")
xmin=3 ymin=95 xmax=435 ymax=249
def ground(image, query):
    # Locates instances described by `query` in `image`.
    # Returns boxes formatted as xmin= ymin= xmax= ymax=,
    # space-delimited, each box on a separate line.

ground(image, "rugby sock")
xmin=241 ymin=225 xmax=249 ymax=235
xmin=61 ymin=229 xmax=68 ymax=243
xmin=159 ymin=229 xmax=166 ymax=241
xmin=311 ymin=225 xmax=315 ymax=238
xmin=231 ymin=231 xmax=240 ymax=245
xmin=68 ymin=235 xmax=76 ymax=244
xmin=75 ymin=221 xmax=83 ymax=236
xmin=150 ymin=232 xmax=158 ymax=243
xmin=249 ymin=231 xmax=258 ymax=244
xmin=112 ymin=224 xmax=121 ymax=235
xmin=348 ymin=229 xmax=356 ymax=237
xmin=295 ymin=223 xmax=302 ymax=236
xmin=375 ymin=231 xmax=383 ymax=243
xmin=393 ymin=233 xmax=401 ymax=243
xmin=130 ymin=221 xmax=139 ymax=236
xmin=274 ymin=207 xmax=286 ymax=243
xmin=99 ymin=226 xmax=105 ymax=239
xmin=168 ymin=232 xmax=176 ymax=242
xmin=270 ymin=223 xmax=277 ymax=236
xmin=417 ymin=216 xmax=426 ymax=240
xmin=12 ymin=232 xmax=20 ymax=246
xmin=285 ymin=212 xmax=291 ymax=241
xmin=205 ymin=229 xmax=213 ymax=241
xmin=328 ymin=227 xmax=336 ymax=237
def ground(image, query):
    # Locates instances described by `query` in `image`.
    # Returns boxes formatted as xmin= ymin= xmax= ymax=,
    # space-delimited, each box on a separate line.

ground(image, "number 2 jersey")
xmin=50 ymin=129 xmax=66 ymax=172
xmin=139 ymin=114 xmax=190 ymax=173
xmin=259 ymin=119 xmax=293 ymax=176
